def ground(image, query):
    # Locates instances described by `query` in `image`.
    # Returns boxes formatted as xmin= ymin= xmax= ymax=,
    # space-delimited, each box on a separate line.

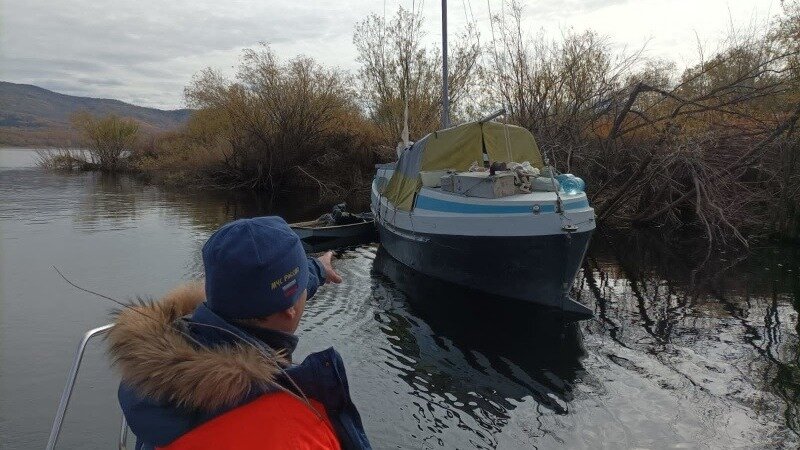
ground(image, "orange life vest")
xmin=161 ymin=392 xmax=342 ymax=450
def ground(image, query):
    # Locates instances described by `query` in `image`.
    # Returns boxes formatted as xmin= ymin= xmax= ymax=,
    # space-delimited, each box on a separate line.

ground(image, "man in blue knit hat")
xmin=109 ymin=216 xmax=371 ymax=450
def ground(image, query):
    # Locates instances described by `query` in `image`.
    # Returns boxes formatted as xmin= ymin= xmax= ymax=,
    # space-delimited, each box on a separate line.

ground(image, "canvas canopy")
xmin=381 ymin=121 xmax=544 ymax=211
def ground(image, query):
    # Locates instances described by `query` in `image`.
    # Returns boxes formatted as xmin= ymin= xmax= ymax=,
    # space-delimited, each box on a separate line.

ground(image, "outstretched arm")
xmin=306 ymin=251 xmax=342 ymax=299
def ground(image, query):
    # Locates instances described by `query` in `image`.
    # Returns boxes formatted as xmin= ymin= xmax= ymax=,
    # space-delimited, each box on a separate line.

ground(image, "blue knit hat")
xmin=202 ymin=216 xmax=309 ymax=319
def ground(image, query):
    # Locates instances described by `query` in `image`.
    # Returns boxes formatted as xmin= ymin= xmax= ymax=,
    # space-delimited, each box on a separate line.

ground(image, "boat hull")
xmin=377 ymin=221 xmax=592 ymax=315
xmin=291 ymin=220 xmax=376 ymax=240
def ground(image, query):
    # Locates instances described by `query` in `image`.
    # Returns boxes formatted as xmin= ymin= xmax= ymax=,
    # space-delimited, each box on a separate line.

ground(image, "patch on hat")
xmin=271 ymin=266 xmax=301 ymax=298
xmin=282 ymin=279 xmax=298 ymax=298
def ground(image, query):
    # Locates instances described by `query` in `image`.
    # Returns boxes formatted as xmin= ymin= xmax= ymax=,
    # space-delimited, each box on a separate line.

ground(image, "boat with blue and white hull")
xmin=371 ymin=119 xmax=595 ymax=317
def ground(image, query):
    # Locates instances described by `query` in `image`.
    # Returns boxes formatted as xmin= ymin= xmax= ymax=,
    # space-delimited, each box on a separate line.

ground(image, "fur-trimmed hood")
xmin=107 ymin=282 xmax=287 ymax=413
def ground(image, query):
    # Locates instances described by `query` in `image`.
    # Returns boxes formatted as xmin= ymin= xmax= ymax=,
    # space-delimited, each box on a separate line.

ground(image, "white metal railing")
xmin=119 ymin=415 xmax=129 ymax=449
xmin=46 ymin=324 xmax=129 ymax=450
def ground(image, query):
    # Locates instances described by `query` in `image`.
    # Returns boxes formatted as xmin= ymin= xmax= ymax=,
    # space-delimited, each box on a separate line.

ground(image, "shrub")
xmin=138 ymin=44 xmax=388 ymax=199
xmin=35 ymin=148 xmax=90 ymax=171
xmin=71 ymin=112 xmax=140 ymax=171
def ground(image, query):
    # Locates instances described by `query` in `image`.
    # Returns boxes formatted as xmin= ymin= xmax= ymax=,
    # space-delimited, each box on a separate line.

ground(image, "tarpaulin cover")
xmin=381 ymin=121 xmax=543 ymax=211
xmin=482 ymin=121 xmax=544 ymax=168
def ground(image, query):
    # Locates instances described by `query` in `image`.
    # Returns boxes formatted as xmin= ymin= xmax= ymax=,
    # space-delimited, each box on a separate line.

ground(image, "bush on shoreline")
xmin=35 ymin=148 xmax=91 ymax=171
xmin=37 ymin=113 xmax=140 ymax=172
xmin=133 ymin=45 xmax=391 ymax=201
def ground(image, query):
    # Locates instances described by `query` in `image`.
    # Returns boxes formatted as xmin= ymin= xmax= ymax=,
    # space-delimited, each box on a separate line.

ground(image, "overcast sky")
xmin=0 ymin=0 xmax=777 ymax=109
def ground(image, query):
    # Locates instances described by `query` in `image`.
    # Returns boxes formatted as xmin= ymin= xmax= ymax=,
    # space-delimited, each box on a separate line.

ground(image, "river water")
xmin=1 ymin=148 xmax=799 ymax=449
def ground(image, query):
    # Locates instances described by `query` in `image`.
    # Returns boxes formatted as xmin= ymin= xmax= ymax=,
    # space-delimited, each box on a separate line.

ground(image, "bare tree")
xmin=354 ymin=6 xmax=481 ymax=141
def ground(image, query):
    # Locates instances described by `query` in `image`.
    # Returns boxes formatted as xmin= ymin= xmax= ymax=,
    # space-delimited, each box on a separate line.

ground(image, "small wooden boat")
xmin=290 ymin=204 xmax=377 ymax=252
xmin=291 ymin=217 xmax=375 ymax=240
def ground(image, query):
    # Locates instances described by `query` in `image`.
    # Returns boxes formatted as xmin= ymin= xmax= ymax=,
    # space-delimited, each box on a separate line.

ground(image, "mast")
xmin=441 ymin=0 xmax=450 ymax=128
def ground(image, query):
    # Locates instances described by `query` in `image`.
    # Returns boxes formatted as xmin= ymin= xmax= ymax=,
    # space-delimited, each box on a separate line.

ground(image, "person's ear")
xmin=283 ymin=304 xmax=298 ymax=320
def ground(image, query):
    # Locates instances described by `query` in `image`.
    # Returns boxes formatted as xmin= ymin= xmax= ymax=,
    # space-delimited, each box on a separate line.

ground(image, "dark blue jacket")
xmin=108 ymin=258 xmax=371 ymax=450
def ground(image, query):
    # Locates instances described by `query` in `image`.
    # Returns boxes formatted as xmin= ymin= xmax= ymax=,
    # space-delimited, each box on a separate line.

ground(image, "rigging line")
xmin=458 ymin=0 xmax=485 ymax=109
xmin=52 ymin=266 xmax=204 ymax=348
xmin=466 ymin=0 xmax=481 ymax=50
xmin=409 ymin=0 xmax=424 ymax=79
xmin=545 ymin=148 xmax=571 ymax=226
xmin=378 ymin=0 xmax=388 ymax=102
xmin=402 ymin=0 xmax=414 ymax=91
xmin=462 ymin=0 xmax=479 ymax=42
xmin=486 ymin=0 xmax=515 ymax=118
xmin=486 ymin=0 xmax=502 ymax=78
xmin=486 ymin=0 xmax=505 ymax=109
xmin=409 ymin=0 xmax=417 ymax=48
xmin=404 ymin=0 xmax=417 ymax=139
xmin=458 ymin=0 xmax=472 ymax=95
xmin=466 ymin=0 xmax=476 ymax=25
xmin=458 ymin=0 xmax=481 ymax=60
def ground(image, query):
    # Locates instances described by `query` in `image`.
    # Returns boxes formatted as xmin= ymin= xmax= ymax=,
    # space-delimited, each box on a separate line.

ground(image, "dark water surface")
xmin=1 ymin=148 xmax=799 ymax=449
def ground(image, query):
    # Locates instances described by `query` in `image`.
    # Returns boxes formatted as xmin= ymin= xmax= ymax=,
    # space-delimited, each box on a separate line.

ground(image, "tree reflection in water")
xmin=577 ymin=232 xmax=800 ymax=444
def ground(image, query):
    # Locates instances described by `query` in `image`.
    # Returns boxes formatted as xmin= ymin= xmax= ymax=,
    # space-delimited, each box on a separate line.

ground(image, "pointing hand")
xmin=318 ymin=251 xmax=343 ymax=284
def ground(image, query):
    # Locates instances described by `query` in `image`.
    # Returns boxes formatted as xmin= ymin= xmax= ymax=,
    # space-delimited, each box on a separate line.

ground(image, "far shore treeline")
xmin=37 ymin=1 xmax=800 ymax=245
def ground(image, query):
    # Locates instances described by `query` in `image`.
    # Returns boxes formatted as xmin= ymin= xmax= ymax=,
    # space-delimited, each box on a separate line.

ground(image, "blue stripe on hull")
xmin=415 ymin=195 xmax=590 ymax=214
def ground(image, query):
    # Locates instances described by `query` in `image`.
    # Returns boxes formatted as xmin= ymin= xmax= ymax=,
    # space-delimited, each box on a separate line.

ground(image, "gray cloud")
xmin=0 ymin=0 xmax=776 ymax=109
xmin=1 ymin=0 xmax=364 ymax=107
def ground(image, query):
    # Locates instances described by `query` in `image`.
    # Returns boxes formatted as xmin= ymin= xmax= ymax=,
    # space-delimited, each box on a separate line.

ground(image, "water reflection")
xmin=371 ymin=248 xmax=585 ymax=448
xmin=576 ymin=232 xmax=800 ymax=445
xmin=73 ymin=172 xmax=328 ymax=232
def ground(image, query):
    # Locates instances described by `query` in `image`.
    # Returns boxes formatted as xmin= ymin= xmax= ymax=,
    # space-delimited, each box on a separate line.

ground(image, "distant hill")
xmin=0 ymin=81 xmax=191 ymax=147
